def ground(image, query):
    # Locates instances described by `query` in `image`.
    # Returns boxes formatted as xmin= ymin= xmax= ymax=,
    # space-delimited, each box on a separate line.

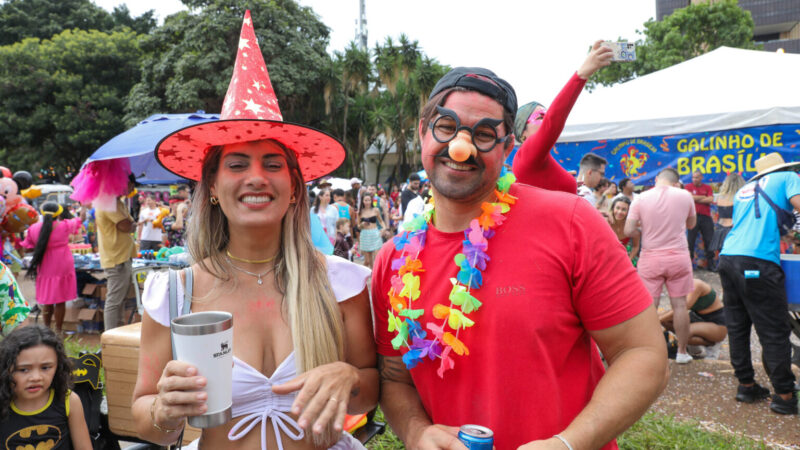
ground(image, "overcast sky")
xmin=94 ymin=0 xmax=655 ymax=106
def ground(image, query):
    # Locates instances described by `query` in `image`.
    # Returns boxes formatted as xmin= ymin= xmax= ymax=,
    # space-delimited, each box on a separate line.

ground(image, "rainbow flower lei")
xmin=387 ymin=167 xmax=517 ymax=377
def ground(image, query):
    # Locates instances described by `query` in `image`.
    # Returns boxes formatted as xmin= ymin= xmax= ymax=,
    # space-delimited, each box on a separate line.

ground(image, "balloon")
xmin=12 ymin=171 xmax=33 ymax=190
xmin=152 ymin=207 xmax=170 ymax=230
xmin=0 ymin=178 xmax=21 ymax=209
xmin=0 ymin=166 xmax=11 ymax=178
xmin=21 ymin=186 xmax=41 ymax=200
xmin=2 ymin=203 xmax=38 ymax=234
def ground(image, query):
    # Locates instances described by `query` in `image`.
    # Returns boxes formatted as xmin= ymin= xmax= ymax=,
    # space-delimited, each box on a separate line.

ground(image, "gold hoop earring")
xmin=289 ymin=194 xmax=296 ymax=204
xmin=210 ymin=196 xmax=219 ymax=205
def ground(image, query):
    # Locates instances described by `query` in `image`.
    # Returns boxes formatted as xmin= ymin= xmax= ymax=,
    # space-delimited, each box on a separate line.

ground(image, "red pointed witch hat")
xmin=155 ymin=10 xmax=345 ymax=182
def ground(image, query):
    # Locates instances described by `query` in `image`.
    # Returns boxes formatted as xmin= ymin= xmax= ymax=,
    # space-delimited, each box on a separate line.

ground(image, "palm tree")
xmin=322 ymin=35 xmax=448 ymax=182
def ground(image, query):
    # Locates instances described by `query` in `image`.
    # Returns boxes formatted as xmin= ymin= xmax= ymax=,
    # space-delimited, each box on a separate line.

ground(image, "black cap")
xmin=429 ymin=67 xmax=517 ymax=119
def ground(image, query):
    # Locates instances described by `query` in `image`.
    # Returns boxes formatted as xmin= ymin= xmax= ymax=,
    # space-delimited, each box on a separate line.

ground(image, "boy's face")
xmin=340 ymin=222 xmax=351 ymax=234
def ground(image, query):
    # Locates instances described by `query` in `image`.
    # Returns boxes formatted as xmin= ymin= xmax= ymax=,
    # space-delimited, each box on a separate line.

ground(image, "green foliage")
xmin=587 ymin=0 xmax=759 ymax=90
xmin=0 ymin=0 xmax=155 ymax=46
xmin=323 ymin=35 xmax=448 ymax=182
xmin=366 ymin=408 xmax=404 ymax=449
xmin=124 ymin=0 xmax=332 ymax=128
xmin=110 ymin=5 xmax=157 ymax=36
xmin=0 ymin=29 xmax=142 ymax=173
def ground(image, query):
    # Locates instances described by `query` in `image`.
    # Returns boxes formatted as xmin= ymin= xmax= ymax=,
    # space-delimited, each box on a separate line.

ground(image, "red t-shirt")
xmin=684 ymin=183 xmax=713 ymax=216
xmin=512 ymin=73 xmax=584 ymax=194
xmin=372 ymin=184 xmax=652 ymax=449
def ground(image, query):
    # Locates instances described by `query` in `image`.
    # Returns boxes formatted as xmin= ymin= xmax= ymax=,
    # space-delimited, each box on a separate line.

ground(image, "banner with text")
xmin=553 ymin=124 xmax=800 ymax=184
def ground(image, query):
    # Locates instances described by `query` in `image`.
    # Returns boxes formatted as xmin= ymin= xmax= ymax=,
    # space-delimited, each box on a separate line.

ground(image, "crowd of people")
xmin=307 ymin=175 xmax=432 ymax=269
xmin=0 ymin=12 xmax=798 ymax=450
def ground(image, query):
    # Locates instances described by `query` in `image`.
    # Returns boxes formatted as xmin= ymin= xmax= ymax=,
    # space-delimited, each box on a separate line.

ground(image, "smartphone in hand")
xmin=603 ymin=41 xmax=636 ymax=62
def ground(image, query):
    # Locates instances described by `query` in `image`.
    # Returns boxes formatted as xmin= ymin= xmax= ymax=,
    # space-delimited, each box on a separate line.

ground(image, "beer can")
xmin=458 ymin=424 xmax=493 ymax=449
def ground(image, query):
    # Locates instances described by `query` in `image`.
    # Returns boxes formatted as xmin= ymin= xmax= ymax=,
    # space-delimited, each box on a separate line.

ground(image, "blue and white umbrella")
xmin=87 ymin=112 xmax=219 ymax=184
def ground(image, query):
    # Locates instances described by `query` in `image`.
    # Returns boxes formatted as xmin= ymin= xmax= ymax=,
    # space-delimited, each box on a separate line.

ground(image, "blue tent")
xmin=87 ymin=112 xmax=219 ymax=184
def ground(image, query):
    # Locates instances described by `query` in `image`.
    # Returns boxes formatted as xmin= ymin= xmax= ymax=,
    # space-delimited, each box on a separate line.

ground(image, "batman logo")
xmin=68 ymin=353 xmax=102 ymax=390
xmin=5 ymin=424 xmax=61 ymax=450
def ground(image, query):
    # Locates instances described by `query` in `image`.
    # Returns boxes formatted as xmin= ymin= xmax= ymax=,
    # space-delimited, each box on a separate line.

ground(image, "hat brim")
xmin=747 ymin=161 xmax=800 ymax=182
xmin=154 ymin=119 xmax=346 ymax=182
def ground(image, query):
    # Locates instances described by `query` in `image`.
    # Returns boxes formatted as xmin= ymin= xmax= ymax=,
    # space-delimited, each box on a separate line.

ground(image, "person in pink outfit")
xmin=625 ymin=168 xmax=697 ymax=364
xmin=21 ymin=202 xmax=83 ymax=333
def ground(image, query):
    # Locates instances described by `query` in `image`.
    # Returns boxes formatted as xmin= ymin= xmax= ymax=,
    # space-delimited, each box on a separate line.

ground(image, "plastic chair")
xmin=129 ymin=264 xmax=172 ymax=324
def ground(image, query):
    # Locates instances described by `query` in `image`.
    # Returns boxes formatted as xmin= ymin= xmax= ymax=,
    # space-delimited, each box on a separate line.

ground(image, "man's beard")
xmin=427 ymin=145 xmax=498 ymax=202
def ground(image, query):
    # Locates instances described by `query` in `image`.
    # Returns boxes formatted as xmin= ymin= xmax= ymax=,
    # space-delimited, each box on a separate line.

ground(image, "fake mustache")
xmin=435 ymin=145 xmax=483 ymax=168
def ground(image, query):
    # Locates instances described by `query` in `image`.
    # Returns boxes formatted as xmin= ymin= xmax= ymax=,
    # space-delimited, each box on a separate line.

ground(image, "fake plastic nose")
xmin=448 ymin=131 xmax=476 ymax=162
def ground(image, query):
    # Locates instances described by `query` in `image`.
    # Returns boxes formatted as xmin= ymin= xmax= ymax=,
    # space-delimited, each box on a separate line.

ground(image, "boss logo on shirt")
xmin=496 ymin=285 xmax=526 ymax=297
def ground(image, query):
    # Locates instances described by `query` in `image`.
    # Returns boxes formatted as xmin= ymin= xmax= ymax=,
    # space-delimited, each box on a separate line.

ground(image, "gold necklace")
xmin=226 ymin=249 xmax=276 ymax=264
xmin=227 ymin=257 xmax=275 ymax=285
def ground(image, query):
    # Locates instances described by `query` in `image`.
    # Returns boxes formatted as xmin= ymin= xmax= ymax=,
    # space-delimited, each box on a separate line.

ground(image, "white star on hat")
xmin=252 ymin=80 xmax=263 ymax=91
xmin=243 ymin=98 xmax=263 ymax=114
xmin=238 ymin=38 xmax=249 ymax=50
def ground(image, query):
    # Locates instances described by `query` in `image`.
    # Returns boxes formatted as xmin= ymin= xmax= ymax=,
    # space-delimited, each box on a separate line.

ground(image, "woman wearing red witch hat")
xmin=131 ymin=11 xmax=376 ymax=450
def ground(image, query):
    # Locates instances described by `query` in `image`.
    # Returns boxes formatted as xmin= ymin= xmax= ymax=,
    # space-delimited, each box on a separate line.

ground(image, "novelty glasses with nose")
xmin=428 ymin=106 xmax=511 ymax=152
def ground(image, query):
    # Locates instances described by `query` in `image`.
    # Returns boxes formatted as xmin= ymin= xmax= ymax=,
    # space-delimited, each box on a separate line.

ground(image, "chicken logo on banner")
xmin=620 ymin=146 xmax=649 ymax=177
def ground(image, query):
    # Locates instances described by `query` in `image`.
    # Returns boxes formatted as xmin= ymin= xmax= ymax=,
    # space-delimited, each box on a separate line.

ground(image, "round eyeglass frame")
xmin=428 ymin=106 xmax=510 ymax=152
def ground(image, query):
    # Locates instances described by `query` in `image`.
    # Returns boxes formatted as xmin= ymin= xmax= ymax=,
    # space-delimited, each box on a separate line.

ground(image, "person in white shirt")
xmin=138 ymin=195 xmax=163 ymax=251
xmin=310 ymin=188 xmax=339 ymax=243
xmin=401 ymin=194 xmax=425 ymax=229
xmin=576 ymin=152 xmax=607 ymax=206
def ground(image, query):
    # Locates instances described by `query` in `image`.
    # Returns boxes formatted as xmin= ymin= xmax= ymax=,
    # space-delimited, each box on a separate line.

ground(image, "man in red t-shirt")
xmin=372 ymin=67 xmax=667 ymax=450
xmin=685 ymin=171 xmax=715 ymax=270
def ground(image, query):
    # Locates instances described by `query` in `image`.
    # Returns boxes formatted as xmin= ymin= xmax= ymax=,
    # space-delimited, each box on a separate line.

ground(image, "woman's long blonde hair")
xmin=187 ymin=140 xmax=345 ymax=375
xmin=719 ymin=173 xmax=746 ymax=201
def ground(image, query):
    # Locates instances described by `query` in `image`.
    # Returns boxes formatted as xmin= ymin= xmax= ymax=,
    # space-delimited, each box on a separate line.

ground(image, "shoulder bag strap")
xmin=168 ymin=269 xmax=179 ymax=359
xmin=754 ymin=182 xmax=784 ymax=219
xmin=182 ymin=267 xmax=193 ymax=315
xmin=166 ymin=269 xmax=185 ymax=450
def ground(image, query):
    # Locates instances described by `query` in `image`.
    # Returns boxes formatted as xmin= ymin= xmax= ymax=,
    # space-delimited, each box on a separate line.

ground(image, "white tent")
xmin=559 ymin=47 xmax=800 ymax=143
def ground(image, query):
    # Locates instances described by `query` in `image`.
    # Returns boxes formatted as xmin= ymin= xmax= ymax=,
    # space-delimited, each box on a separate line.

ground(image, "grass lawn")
xmin=367 ymin=411 xmax=768 ymax=449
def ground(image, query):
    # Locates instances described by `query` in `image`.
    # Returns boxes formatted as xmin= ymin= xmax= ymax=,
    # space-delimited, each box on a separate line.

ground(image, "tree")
xmin=124 ymin=0 xmax=332 ymax=128
xmin=320 ymin=35 xmax=447 ymax=182
xmin=328 ymin=42 xmax=372 ymax=177
xmin=587 ymin=0 xmax=758 ymax=90
xmin=111 ymin=5 xmax=157 ymax=36
xmin=371 ymin=35 xmax=447 ymax=183
xmin=0 ymin=29 xmax=142 ymax=174
xmin=0 ymin=0 xmax=156 ymax=46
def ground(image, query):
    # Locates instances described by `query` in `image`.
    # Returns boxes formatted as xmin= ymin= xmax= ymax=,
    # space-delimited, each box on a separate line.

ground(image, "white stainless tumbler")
xmin=171 ymin=311 xmax=233 ymax=428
